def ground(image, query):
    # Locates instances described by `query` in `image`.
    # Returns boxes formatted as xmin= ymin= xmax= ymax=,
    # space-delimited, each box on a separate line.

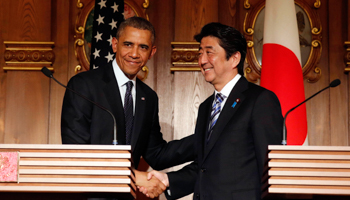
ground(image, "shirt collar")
xmin=113 ymin=59 xmax=136 ymax=87
xmin=214 ymin=74 xmax=241 ymax=97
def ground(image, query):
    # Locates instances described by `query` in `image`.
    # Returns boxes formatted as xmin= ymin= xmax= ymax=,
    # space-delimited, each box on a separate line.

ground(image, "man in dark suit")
xmin=141 ymin=22 xmax=283 ymax=199
xmin=61 ymin=17 xmax=194 ymax=198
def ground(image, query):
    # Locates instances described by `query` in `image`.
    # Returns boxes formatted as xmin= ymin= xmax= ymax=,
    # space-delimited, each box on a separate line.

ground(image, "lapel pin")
xmin=231 ymin=98 xmax=240 ymax=108
xmin=141 ymin=97 xmax=145 ymax=101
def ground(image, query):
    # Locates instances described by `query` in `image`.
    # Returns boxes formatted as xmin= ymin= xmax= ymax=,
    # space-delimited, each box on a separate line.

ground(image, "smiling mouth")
xmin=204 ymin=68 xmax=212 ymax=72
xmin=126 ymin=60 xmax=140 ymax=64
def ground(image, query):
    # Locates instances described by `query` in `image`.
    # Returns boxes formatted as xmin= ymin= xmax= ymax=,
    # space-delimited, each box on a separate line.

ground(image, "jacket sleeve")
xmin=141 ymin=94 xmax=196 ymax=170
xmin=165 ymin=161 xmax=198 ymax=199
xmin=251 ymin=89 xmax=283 ymax=177
xmin=61 ymin=74 xmax=94 ymax=144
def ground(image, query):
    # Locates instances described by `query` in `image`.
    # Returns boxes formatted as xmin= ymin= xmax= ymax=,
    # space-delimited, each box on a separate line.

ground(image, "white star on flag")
xmin=109 ymin=19 xmax=118 ymax=30
xmin=93 ymin=48 xmax=101 ymax=59
xmin=96 ymin=15 xmax=105 ymax=25
xmin=105 ymin=52 xmax=114 ymax=63
xmin=107 ymin=35 xmax=113 ymax=46
xmin=94 ymin=32 xmax=103 ymax=42
xmin=112 ymin=2 xmax=119 ymax=13
xmin=98 ymin=0 xmax=107 ymax=9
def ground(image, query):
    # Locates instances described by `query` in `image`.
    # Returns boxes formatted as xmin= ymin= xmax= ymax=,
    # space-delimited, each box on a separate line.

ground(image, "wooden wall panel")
xmin=304 ymin=0 xmax=331 ymax=146
xmin=0 ymin=0 xmax=8 ymax=143
xmin=218 ymin=0 xmax=237 ymax=27
xmin=147 ymin=0 xmax=176 ymax=142
xmin=48 ymin=0 xmax=71 ymax=144
xmin=4 ymin=71 xmax=50 ymax=143
xmin=348 ymin=0 xmax=350 ymax=146
xmin=328 ymin=0 xmax=348 ymax=146
xmin=2 ymin=0 xmax=52 ymax=144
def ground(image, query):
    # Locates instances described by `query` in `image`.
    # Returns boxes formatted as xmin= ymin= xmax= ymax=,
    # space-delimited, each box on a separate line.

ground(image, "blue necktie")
xmin=207 ymin=93 xmax=225 ymax=141
xmin=124 ymin=81 xmax=134 ymax=145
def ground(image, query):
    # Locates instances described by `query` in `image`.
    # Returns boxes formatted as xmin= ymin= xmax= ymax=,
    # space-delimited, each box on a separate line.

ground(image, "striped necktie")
xmin=207 ymin=93 xmax=225 ymax=141
xmin=124 ymin=81 xmax=134 ymax=145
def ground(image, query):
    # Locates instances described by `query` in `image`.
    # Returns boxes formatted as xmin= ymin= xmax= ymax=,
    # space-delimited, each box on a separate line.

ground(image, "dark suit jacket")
xmin=61 ymin=63 xmax=194 ymax=170
xmin=166 ymin=76 xmax=283 ymax=200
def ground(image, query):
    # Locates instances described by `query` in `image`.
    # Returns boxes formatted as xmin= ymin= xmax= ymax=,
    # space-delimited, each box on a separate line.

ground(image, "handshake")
xmin=135 ymin=170 xmax=169 ymax=198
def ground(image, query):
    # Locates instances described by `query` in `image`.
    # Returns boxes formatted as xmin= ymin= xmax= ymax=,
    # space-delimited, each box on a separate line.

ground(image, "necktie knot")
xmin=126 ymin=81 xmax=133 ymax=92
xmin=215 ymin=93 xmax=225 ymax=104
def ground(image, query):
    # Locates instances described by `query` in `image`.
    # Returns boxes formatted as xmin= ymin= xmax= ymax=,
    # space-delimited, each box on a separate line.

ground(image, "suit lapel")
xmin=197 ymin=94 xmax=214 ymax=163
xmin=101 ymin=64 xmax=126 ymax=144
xmin=130 ymin=79 xmax=146 ymax=152
xmin=202 ymin=77 xmax=249 ymax=163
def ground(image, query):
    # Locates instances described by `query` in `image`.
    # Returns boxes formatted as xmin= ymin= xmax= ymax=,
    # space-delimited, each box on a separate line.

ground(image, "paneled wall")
xmin=0 ymin=1 xmax=349 ymax=199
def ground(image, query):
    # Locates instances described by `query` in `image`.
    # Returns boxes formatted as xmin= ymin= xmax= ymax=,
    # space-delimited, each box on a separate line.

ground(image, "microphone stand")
xmin=282 ymin=79 xmax=341 ymax=145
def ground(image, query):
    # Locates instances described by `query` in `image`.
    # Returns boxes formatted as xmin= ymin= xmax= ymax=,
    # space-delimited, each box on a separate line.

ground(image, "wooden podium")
xmin=0 ymin=144 xmax=136 ymax=200
xmin=262 ymin=145 xmax=350 ymax=199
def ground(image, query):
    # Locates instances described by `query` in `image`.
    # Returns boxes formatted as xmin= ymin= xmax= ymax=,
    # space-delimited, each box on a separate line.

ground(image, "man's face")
xmin=198 ymin=36 xmax=240 ymax=91
xmin=112 ymin=26 xmax=156 ymax=79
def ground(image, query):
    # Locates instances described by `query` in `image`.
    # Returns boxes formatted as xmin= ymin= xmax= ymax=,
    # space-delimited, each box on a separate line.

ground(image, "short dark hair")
xmin=194 ymin=23 xmax=247 ymax=75
xmin=116 ymin=17 xmax=156 ymax=44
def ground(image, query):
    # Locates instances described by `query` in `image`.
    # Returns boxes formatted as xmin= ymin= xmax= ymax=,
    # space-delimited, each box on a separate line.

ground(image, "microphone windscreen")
xmin=329 ymin=79 xmax=341 ymax=87
xmin=41 ymin=67 xmax=53 ymax=78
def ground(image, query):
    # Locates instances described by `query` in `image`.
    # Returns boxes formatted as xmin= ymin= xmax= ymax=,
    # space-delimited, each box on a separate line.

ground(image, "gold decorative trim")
xmin=243 ymin=13 xmax=254 ymax=36
xmin=311 ymin=40 xmax=321 ymax=48
xmin=171 ymin=42 xmax=200 ymax=72
xmin=314 ymin=0 xmax=321 ymax=8
xmin=142 ymin=0 xmax=149 ymax=9
xmin=247 ymin=41 xmax=254 ymax=48
xmin=4 ymin=41 xmax=55 ymax=46
xmin=244 ymin=0 xmax=251 ymax=9
xmin=77 ymin=0 xmax=83 ymax=8
xmin=138 ymin=66 xmax=149 ymax=81
xmin=171 ymin=42 xmax=200 ymax=45
xmin=170 ymin=67 xmax=200 ymax=72
xmin=3 ymin=41 xmax=55 ymax=71
xmin=75 ymin=65 xmax=82 ymax=74
xmin=172 ymin=62 xmax=198 ymax=65
xmin=311 ymin=27 xmax=321 ymax=35
xmin=345 ymin=41 xmax=350 ymax=72
xmin=75 ymin=26 xmax=84 ymax=34
xmin=3 ymin=66 xmax=54 ymax=71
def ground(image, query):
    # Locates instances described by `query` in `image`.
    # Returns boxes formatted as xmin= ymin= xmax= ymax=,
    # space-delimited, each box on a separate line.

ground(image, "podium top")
xmin=0 ymin=144 xmax=131 ymax=150
xmin=268 ymin=145 xmax=350 ymax=151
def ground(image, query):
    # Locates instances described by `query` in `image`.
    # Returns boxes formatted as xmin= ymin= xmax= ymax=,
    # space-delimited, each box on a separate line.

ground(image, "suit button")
xmin=201 ymin=168 xmax=206 ymax=172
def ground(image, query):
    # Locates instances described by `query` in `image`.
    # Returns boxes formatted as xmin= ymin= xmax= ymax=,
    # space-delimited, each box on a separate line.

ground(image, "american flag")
xmin=89 ymin=0 xmax=124 ymax=70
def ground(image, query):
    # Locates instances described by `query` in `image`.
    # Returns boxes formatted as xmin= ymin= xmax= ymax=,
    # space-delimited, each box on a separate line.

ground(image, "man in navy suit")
xmin=142 ymin=22 xmax=283 ymax=200
xmin=61 ymin=17 xmax=194 ymax=199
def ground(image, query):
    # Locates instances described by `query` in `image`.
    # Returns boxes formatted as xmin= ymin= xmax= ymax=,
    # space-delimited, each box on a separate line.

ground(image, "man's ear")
xmin=112 ymin=37 xmax=118 ymax=53
xmin=230 ymin=52 xmax=241 ymax=69
xmin=148 ymin=46 xmax=157 ymax=60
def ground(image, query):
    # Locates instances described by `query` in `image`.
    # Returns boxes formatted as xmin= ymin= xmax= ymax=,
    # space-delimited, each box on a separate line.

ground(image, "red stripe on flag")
xmin=261 ymin=43 xmax=307 ymax=145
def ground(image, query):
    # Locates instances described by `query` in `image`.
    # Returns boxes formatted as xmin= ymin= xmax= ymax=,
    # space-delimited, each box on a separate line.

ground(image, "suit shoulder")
xmin=136 ymin=79 xmax=158 ymax=97
xmin=247 ymin=82 xmax=277 ymax=98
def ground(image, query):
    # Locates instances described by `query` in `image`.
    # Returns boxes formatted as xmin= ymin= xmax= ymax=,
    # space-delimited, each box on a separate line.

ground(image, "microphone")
xmin=282 ymin=79 xmax=341 ymax=145
xmin=41 ymin=67 xmax=118 ymax=145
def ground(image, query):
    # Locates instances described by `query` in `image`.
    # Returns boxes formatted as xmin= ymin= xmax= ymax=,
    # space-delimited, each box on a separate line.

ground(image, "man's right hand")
xmin=138 ymin=170 xmax=169 ymax=197
xmin=134 ymin=170 xmax=166 ymax=198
